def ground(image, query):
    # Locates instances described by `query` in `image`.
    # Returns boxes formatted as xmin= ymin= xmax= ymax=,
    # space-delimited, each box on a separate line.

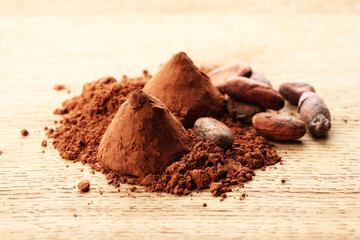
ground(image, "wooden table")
xmin=1 ymin=1 xmax=360 ymax=239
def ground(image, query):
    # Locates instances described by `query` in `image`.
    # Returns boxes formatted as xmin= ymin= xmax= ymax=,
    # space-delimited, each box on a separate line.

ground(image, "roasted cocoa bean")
xmin=226 ymin=99 xmax=265 ymax=123
xmin=250 ymin=70 xmax=272 ymax=86
xmin=298 ymin=91 xmax=331 ymax=138
xmin=279 ymin=82 xmax=315 ymax=105
xmin=222 ymin=77 xmax=284 ymax=110
xmin=194 ymin=117 xmax=234 ymax=149
xmin=208 ymin=63 xmax=252 ymax=92
xmin=252 ymin=112 xmax=306 ymax=141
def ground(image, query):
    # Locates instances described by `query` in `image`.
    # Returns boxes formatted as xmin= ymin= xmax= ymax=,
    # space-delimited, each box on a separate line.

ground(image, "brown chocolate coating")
xmin=143 ymin=52 xmax=225 ymax=128
xmin=98 ymin=89 xmax=192 ymax=177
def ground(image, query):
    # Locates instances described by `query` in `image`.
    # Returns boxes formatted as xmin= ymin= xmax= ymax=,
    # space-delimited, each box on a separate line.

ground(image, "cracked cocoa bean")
xmin=208 ymin=63 xmax=252 ymax=92
xmin=222 ymin=77 xmax=284 ymax=110
xmin=226 ymin=99 xmax=265 ymax=123
xmin=279 ymin=82 xmax=315 ymax=105
xmin=252 ymin=112 xmax=306 ymax=141
xmin=298 ymin=91 xmax=331 ymax=138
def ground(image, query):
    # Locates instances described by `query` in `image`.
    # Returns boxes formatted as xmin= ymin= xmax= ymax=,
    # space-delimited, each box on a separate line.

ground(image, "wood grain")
xmin=1 ymin=1 xmax=360 ymax=239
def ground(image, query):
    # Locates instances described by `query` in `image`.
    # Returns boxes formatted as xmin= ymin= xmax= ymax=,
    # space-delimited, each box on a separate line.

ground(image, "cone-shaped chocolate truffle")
xmin=143 ymin=52 xmax=225 ymax=128
xmin=98 ymin=89 xmax=192 ymax=177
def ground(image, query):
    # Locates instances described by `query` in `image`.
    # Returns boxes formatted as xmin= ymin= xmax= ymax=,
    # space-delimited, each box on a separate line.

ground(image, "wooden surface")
xmin=1 ymin=1 xmax=360 ymax=239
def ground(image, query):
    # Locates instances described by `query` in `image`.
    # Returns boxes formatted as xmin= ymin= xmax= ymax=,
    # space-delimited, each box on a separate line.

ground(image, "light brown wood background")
xmin=1 ymin=0 xmax=360 ymax=239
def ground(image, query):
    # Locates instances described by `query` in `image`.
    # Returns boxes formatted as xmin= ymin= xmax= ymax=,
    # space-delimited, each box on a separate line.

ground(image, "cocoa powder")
xmin=78 ymin=180 xmax=90 ymax=192
xmin=143 ymin=52 xmax=225 ymax=128
xmin=98 ymin=89 xmax=192 ymax=177
xmin=54 ymin=84 xmax=67 ymax=91
xmin=49 ymin=66 xmax=281 ymax=196
xmin=21 ymin=129 xmax=29 ymax=136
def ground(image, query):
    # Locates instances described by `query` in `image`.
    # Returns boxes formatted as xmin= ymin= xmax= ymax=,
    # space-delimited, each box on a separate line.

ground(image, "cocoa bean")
xmin=208 ymin=63 xmax=252 ymax=92
xmin=250 ymin=70 xmax=272 ymax=86
xmin=222 ymin=77 xmax=285 ymax=110
xmin=279 ymin=82 xmax=315 ymax=105
xmin=226 ymin=99 xmax=265 ymax=123
xmin=298 ymin=91 xmax=331 ymax=138
xmin=252 ymin=112 xmax=306 ymax=141
xmin=194 ymin=117 xmax=234 ymax=149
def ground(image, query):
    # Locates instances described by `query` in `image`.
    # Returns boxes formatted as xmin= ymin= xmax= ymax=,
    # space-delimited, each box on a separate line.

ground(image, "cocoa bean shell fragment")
xmin=252 ymin=112 xmax=306 ymax=141
xmin=279 ymin=82 xmax=315 ymax=105
xmin=222 ymin=77 xmax=285 ymax=110
xmin=298 ymin=91 xmax=331 ymax=138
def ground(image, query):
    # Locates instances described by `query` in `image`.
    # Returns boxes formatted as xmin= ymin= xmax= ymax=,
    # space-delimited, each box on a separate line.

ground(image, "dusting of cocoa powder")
xmin=98 ymin=89 xmax=191 ymax=177
xmin=54 ymin=84 xmax=66 ymax=91
xmin=49 ymin=74 xmax=150 ymax=163
xmin=78 ymin=180 xmax=90 ymax=192
xmin=21 ymin=129 xmax=29 ymax=136
xmin=48 ymin=69 xmax=281 ymax=196
xmin=143 ymin=52 xmax=225 ymax=128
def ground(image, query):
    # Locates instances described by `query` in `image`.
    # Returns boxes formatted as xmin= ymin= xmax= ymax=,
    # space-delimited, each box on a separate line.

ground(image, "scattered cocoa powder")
xmin=203 ymin=203 xmax=207 ymax=207
xmin=78 ymin=180 xmax=90 ymax=192
xmin=41 ymin=140 xmax=47 ymax=147
xmin=281 ymin=178 xmax=286 ymax=183
xmin=0 ymin=150 xmax=3 ymax=155
xmin=48 ymin=65 xmax=281 ymax=197
xmin=54 ymin=108 xmax=68 ymax=115
xmin=21 ymin=129 xmax=29 ymax=136
xmin=54 ymin=84 xmax=66 ymax=91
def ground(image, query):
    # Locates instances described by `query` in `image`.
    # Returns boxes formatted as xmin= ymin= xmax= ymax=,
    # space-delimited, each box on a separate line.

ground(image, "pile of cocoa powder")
xmin=49 ymin=55 xmax=281 ymax=196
